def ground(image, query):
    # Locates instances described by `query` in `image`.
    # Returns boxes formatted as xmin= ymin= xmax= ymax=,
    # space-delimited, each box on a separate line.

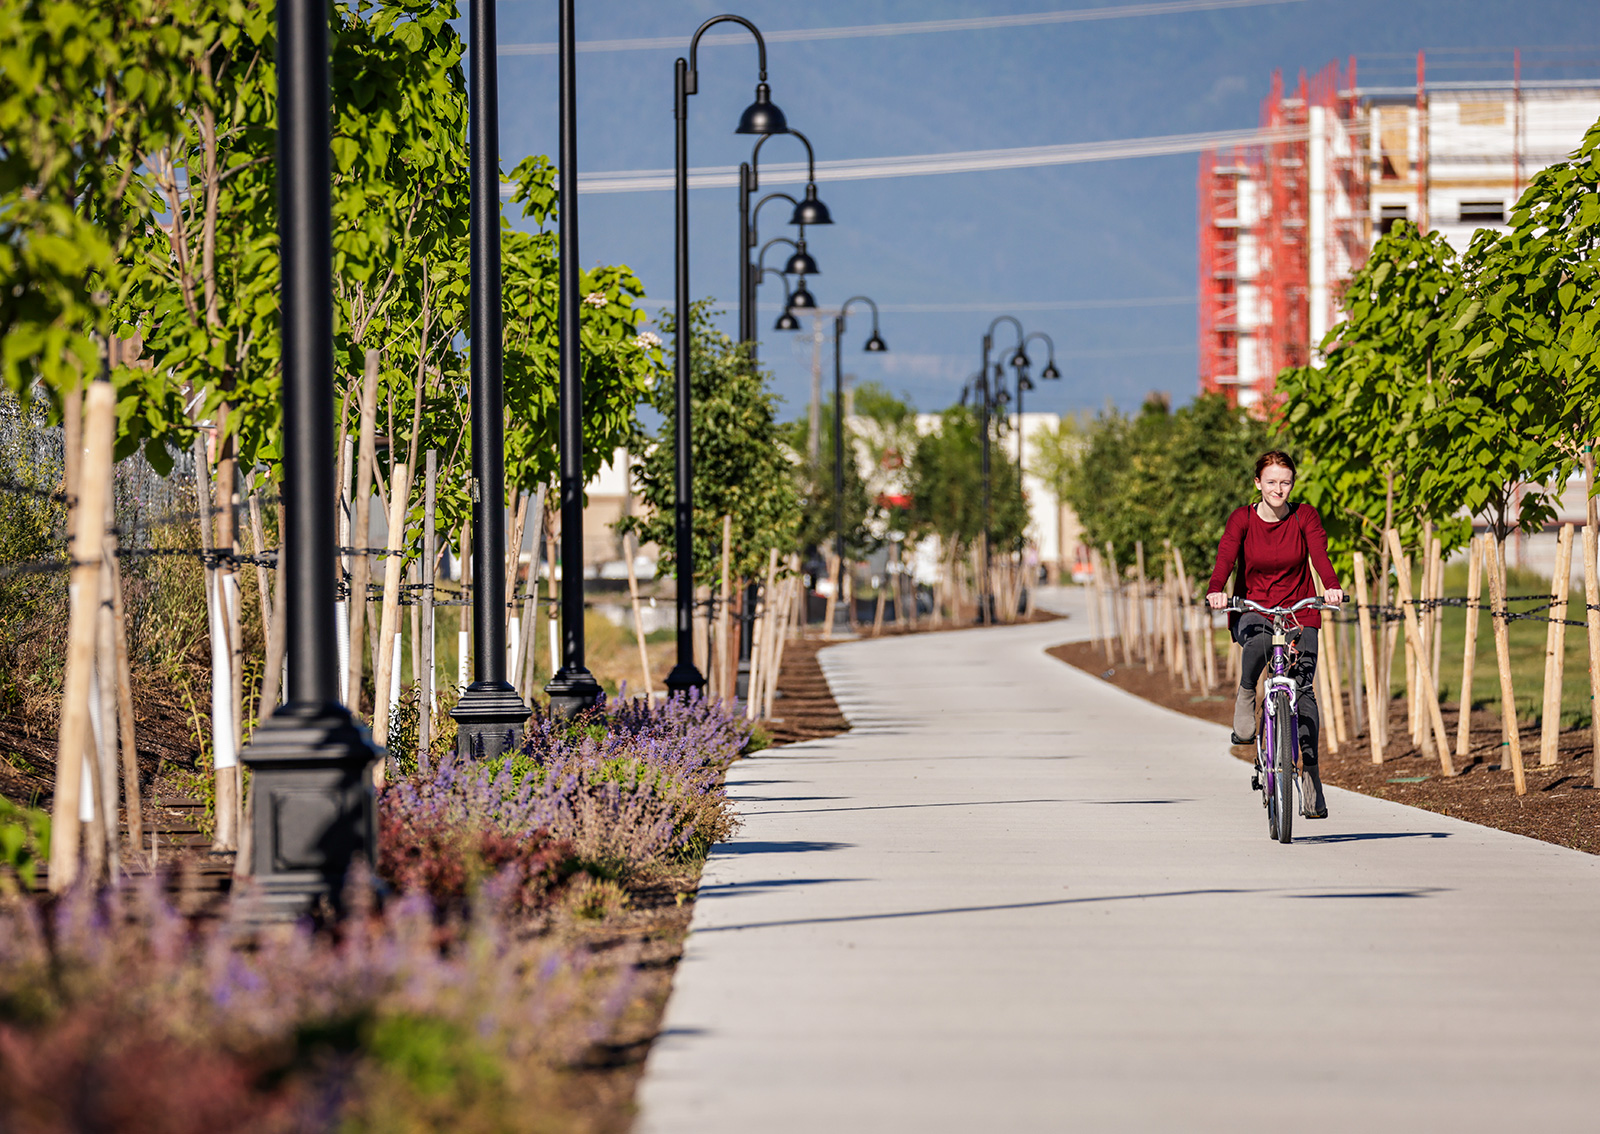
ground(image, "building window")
xmin=1379 ymin=205 xmax=1409 ymax=235
xmin=1459 ymin=200 xmax=1505 ymax=225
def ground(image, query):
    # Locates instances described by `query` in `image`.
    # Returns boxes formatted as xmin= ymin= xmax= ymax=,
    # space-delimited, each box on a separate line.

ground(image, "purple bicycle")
xmin=1230 ymin=595 xmax=1334 ymax=844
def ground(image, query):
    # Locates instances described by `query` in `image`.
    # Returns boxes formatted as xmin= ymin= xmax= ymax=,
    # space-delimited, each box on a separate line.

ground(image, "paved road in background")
xmin=637 ymin=589 xmax=1600 ymax=1133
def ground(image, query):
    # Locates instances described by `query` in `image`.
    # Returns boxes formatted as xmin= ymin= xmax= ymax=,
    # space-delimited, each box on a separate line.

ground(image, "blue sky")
xmin=471 ymin=0 xmax=1597 ymax=423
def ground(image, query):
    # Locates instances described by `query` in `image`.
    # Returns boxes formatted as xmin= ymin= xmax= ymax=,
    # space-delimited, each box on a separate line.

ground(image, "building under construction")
xmin=1198 ymin=50 xmax=1600 ymax=407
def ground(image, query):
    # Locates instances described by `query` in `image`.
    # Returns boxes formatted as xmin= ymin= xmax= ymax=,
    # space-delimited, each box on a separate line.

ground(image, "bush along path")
xmin=0 ymin=693 xmax=751 ymax=1133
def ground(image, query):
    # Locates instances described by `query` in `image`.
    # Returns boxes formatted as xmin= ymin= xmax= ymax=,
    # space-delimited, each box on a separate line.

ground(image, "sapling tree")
xmin=624 ymin=302 xmax=801 ymax=586
xmin=1278 ymin=222 xmax=1473 ymax=574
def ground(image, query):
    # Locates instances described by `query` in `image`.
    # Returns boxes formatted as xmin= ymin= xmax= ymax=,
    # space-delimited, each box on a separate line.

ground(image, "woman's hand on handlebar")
xmin=1206 ymin=591 xmax=1228 ymax=611
xmin=1323 ymin=588 xmax=1345 ymax=607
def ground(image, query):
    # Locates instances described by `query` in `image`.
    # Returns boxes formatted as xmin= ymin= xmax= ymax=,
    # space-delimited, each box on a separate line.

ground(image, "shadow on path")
xmin=1295 ymin=831 xmax=1452 ymax=844
xmin=696 ymin=888 xmax=1261 ymax=933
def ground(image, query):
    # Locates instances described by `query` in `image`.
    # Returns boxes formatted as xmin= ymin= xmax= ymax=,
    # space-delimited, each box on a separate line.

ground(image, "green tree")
xmin=624 ymin=302 xmax=800 ymax=586
xmin=1444 ymin=116 xmax=1600 ymax=528
xmin=1063 ymin=393 xmax=1275 ymax=581
xmin=780 ymin=391 xmax=874 ymax=558
xmin=0 ymin=0 xmax=197 ymax=419
xmin=1278 ymin=221 xmax=1474 ymax=568
xmin=907 ymin=405 xmax=1027 ymax=555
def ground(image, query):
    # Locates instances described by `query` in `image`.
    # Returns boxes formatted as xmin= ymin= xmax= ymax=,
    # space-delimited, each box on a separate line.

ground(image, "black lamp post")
xmin=542 ymin=0 xmax=605 ymax=717
xmin=667 ymin=15 xmax=787 ymax=697
xmin=739 ymin=128 xmax=831 ymax=352
xmin=977 ymin=316 xmax=1026 ymax=624
xmin=452 ymin=0 xmax=531 ymax=756
xmin=832 ymin=296 xmax=887 ymax=631
xmin=240 ymin=0 xmax=379 ymax=921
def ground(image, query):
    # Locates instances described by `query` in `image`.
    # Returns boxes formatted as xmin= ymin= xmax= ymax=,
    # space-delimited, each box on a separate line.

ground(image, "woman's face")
xmin=1255 ymin=464 xmax=1294 ymax=509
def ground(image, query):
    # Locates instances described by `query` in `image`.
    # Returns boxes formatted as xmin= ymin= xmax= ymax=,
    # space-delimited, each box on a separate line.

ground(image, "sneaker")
xmin=1300 ymin=765 xmax=1328 ymax=819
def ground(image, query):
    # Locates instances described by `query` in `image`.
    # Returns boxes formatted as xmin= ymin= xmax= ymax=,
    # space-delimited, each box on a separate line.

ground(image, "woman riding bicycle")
xmin=1204 ymin=451 xmax=1343 ymax=819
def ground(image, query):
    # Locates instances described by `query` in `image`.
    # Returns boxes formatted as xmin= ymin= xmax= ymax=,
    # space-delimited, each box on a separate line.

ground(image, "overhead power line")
xmin=531 ymin=125 xmax=1314 ymax=196
xmin=497 ymin=0 xmax=1308 ymax=57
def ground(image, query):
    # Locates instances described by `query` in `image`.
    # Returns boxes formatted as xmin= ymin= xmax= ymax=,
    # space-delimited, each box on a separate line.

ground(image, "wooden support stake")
xmin=1582 ymin=521 xmax=1600 ymax=788
xmin=821 ymin=549 xmax=840 ymax=641
xmin=1134 ymin=541 xmax=1152 ymax=670
xmin=1386 ymin=530 xmax=1455 ymax=776
xmin=1316 ymin=639 xmax=1340 ymax=754
xmin=1456 ymin=534 xmax=1484 ymax=762
xmin=419 ymin=451 xmax=437 ymax=769
xmin=371 ymin=462 xmax=411 ymax=757
xmin=1484 ymin=534 xmax=1525 ymax=793
xmin=1353 ymin=552 xmax=1386 ymax=763
xmin=1538 ymin=523 xmax=1574 ymax=767
xmin=51 ymin=383 xmax=115 ymax=891
xmin=347 ymin=350 xmax=380 ymax=709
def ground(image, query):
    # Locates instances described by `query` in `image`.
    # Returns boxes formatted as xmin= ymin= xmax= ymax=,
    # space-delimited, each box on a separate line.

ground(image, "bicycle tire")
xmin=1262 ymin=708 xmax=1279 ymax=839
xmin=1271 ymin=690 xmax=1294 ymax=843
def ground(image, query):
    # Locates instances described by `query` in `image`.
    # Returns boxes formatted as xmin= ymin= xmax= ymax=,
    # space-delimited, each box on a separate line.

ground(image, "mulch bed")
xmin=1048 ymin=638 xmax=1600 ymax=855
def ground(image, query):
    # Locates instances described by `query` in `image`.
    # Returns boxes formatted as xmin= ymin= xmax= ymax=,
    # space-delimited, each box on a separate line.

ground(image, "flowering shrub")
xmin=0 ymin=878 xmax=629 ymax=1132
xmin=0 ymin=693 xmax=747 ymax=1130
xmin=378 ymin=692 xmax=747 ymax=890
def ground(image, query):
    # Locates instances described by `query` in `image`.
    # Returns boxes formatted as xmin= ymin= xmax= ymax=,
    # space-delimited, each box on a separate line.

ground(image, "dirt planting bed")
xmin=1049 ymin=638 xmax=1600 ymax=855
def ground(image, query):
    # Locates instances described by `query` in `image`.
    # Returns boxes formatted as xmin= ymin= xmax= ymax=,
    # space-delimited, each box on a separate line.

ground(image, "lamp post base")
xmin=664 ymin=663 xmax=706 ymax=697
xmin=451 ymin=681 xmax=532 ymax=761
xmin=238 ymin=701 xmax=380 ymax=924
xmin=544 ymin=666 xmax=603 ymax=718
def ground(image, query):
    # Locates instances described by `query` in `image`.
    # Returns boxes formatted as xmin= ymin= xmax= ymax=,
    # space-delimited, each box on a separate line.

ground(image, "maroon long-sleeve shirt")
xmin=1206 ymin=503 xmax=1341 ymax=628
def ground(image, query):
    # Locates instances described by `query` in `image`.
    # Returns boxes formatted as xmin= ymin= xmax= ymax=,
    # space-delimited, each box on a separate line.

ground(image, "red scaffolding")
xmin=1198 ymin=64 xmax=1361 ymax=408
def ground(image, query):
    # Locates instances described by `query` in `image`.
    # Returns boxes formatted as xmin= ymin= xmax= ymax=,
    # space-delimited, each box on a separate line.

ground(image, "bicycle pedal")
xmin=1250 ymin=773 xmax=1261 ymax=792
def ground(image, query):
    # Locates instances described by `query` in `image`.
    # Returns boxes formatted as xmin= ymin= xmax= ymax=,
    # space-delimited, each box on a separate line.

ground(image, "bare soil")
xmin=1048 ymin=638 xmax=1600 ymax=855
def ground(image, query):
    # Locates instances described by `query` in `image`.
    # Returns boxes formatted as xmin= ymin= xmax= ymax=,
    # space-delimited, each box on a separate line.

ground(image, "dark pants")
xmin=1236 ymin=612 xmax=1320 ymax=766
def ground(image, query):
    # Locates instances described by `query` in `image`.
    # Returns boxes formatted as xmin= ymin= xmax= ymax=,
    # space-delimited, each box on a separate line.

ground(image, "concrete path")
xmin=637 ymin=590 xmax=1600 ymax=1133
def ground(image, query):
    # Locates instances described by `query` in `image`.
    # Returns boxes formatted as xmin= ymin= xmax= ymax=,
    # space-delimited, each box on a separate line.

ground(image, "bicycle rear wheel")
xmin=1271 ymin=690 xmax=1294 ymax=843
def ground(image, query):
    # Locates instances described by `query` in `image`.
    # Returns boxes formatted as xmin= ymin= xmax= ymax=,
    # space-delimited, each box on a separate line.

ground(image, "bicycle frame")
xmin=1232 ymin=595 xmax=1330 ymax=836
xmin=1258 ymin=624 xmax=1301 ymax=812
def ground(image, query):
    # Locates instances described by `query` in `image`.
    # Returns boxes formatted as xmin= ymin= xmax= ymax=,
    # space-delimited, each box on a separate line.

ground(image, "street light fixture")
xmin=668 ymin=14 xmax=787 ymax=696
xmin=241 ymin=0 xmax=379 ymax=921
xmin=762 ymin=269 xmax=804 ymax=331
xmin=1017 ymin=329 xmax=1061 ymax=477
xmin=451 ymin=0 xmax=532 ymax=756
xmin=543 ymin=0 xmax=605 ymax=717
xmin=977 ymin=316 xmax=1026 ymax=624
xmin=833 ymin=296 xmax=888 ymax=632
xmin=739 ymin=128 xmax=832 ymax=348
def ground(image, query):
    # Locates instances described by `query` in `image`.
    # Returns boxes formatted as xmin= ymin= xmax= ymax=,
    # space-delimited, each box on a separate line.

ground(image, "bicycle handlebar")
xmin=1228 ymin=595 xmax=1337 ymax=615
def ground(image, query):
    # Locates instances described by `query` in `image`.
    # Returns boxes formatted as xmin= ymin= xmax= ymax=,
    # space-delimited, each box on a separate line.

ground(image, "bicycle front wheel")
xmin=1271 ymin=690 xmax=1294 ymax=844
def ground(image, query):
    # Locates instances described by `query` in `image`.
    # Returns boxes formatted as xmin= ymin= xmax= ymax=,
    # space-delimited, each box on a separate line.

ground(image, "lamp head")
xmin=1010 ymin=346 xmax=1031 ymax=369
xmin=1041 ymin=360 xmax=1061 ymax=380
xmin=863 ymin=331 xmax=888 ymax=353
xmin=1019 ymin=374 xmax=1035 ymax=392
xmin=783 ymin=240 xmax=819 ymax=276
xmin=775 ymin=309 xmax=801 ymax=332
xmin=790 ymin=182 xmax=833 ymax=226
xmin=994 ymin=387 xmax=1011 ymax=407
xmin=788 ymin=279 xmax=816 ymax=309
xmin=736 ymin=82 xmax=788 ymax=134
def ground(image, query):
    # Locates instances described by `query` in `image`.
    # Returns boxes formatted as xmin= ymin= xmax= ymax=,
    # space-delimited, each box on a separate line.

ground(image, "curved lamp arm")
xmin=686 ymin=14 xmax=768 ymax=92
xmin=750 ymin=191 xmax=799 ymax=248
xmin=839 ymin=294 xmax=881 ymax=336
xmin=751 ymin=127 xmax=816 ymax=191
xmin=1021 ymin=331 xmax=1059 ymax=377
xmin=757 ymin=266 xmax=794 ymax=298
xmin=985 ymin=314 xmax=1025 ymax=350
xmin=757 ymin=236 xmax=798 ymax=273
